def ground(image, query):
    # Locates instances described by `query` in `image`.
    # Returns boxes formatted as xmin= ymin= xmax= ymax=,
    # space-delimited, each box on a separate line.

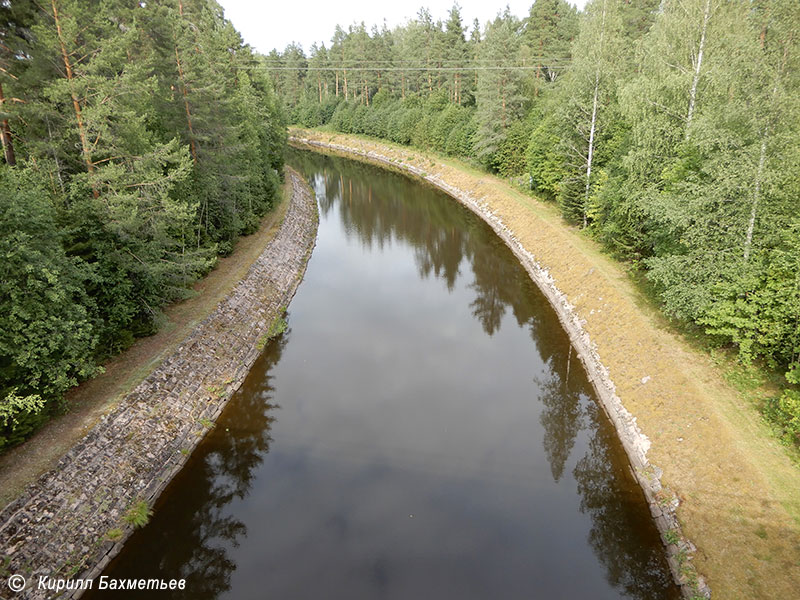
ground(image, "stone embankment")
xmin=0 ymin=169 xmax=318 ymax=599
xmin=289 ymin=135 xmax=709 ymax=600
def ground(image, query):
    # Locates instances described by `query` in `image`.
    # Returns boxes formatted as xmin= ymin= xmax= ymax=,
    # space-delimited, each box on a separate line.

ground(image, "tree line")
xmin=0 ymin=0 xmax=286 ymax=449
xmin=270 ymin=0 xmax=800 ymax=445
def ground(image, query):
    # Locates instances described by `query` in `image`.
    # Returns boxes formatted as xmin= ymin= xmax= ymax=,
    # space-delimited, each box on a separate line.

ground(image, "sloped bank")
xmin=289 ymin=132 xmax=795 ymax=600
xmin=0 ymin=169 xmax=318 ymax=599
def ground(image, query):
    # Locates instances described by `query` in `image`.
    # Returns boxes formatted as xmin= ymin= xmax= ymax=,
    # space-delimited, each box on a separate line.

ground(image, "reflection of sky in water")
xmin=93 ymin=152 xmax=677 ymax=600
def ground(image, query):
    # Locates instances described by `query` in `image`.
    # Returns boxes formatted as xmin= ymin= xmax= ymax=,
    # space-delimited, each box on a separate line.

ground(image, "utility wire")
xmin=240 ymin=65 xmax=571 ymax=72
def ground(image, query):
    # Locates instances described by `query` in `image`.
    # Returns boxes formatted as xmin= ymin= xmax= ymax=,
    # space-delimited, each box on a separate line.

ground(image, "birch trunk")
xmin=744 ymin=137 xmax=767 ymax=261
xmin=584 ymin=74 xmax=600 ymax=228
xmin=686 ymin=0 xmax=711 ymax=139
xmin=744 ymin=39 xmax=789 ymax=261
xmin=582 ymin=0 xmax=606 ymax=228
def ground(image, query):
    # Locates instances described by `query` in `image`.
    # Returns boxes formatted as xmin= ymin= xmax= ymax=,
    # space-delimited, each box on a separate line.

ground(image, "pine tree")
xmin=278 ymin=42 xmax=307 ymax=112
xmin=372 ymin=23 xmax=394 ymax=95
xmin=443 ymin=4 xmax=469 ymax=105
xmin=524 ymin=0 xmax=578 ymax=94
xmin=474 ymin=10 xmax=526 ymax=168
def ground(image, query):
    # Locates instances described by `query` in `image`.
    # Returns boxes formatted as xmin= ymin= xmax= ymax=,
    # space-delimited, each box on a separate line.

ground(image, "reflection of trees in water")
xmin=290 ymin=150 xmax=677 ymax=599
xmin=534 ymin=336 xmax=675 ymax=597
xmin=91 ymin=334 xmax=288 ymax=600
xmin=574 ymin=401 xmax=678 ymax=600
xmin=292 ymin=151 xmax=538 ymax=337
xmin=536 ymin=357 xmax=584 ymax=482
xmin=467 ymin=234 xmax=508 ymax=336
xmin=536 ymin=345 xmax=676 ymax=598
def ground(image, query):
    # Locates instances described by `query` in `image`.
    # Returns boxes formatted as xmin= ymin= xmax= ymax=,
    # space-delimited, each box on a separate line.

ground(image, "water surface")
xmin=91 ymin=150 xmax=678 ymax=599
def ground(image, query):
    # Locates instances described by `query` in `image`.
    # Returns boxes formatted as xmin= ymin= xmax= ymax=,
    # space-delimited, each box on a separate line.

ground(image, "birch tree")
xmin=553 ymin=0 xmax=624 ymax=227
xmin=742 ymin=0 xmax=800 ymax=261
xmin=608 ymin=0 xmax=741 ymax=258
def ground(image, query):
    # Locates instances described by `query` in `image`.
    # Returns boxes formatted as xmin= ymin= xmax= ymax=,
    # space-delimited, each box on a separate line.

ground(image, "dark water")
xmin=89 ymin=151 xmax=678 ymax=599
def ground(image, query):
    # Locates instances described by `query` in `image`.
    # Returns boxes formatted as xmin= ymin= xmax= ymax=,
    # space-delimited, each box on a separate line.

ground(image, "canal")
xmin=89 ymin=150 xmax=678 ymax=599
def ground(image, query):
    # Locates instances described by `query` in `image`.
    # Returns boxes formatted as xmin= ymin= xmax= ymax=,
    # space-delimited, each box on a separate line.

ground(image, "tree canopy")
xmin=0 ymin=0 xmax=285 ymax=449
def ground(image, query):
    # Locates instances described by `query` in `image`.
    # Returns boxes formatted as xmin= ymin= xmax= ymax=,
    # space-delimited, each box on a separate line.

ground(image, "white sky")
xmin=218 ymin=1 xmax=589 ymax=56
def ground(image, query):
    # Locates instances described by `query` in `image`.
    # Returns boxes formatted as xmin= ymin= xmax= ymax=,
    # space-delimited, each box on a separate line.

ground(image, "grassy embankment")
xmin=291 ymin=127 xmax=800 ymax=600
xmin=0 ymin=178 xmax=292 ymax=509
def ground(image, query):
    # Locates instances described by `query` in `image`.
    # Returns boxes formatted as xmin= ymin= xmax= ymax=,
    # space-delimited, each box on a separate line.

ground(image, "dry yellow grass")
xmin=291 ymin=128 xmax=800 ymax=600
xmin=0 ymin=179 xmax=290 ymax=510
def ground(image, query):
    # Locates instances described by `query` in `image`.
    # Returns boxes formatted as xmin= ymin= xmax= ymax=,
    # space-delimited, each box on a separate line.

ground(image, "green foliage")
xmin=387 ymin=106 xmax=422 ymax=145
xmin=493 ymin=118 xmax=534 ymax=177
xmin=698 ymin=250 xmax=800 ymax=368
xmin=445 ymin=113 xmax=478 ymax=158
xmin=256 ymin=314 xmax=287 ymax=351
xmin=664 ymin=529 xmax=680 ymax=545
xmin=330 ymin=101 xmax=356 ymax=133
xmin=763 ymin=360 xmax=800 ymax=446
xmin=0 ymin=167 xmax=99 ymax=449
xmin=474 ymin=10 xmax=526 ymax=169
xmin=429 ymin=104 xmax=466 ymax=151
xmin=0 ymin=390 xmax=45 ymax=449
xmin=122 ymin=500 xmax=153 ymax=528
xmin=293 ymin=96 xmax=323 ymax=128
xmin=0 ymin=0 xmax=285 ymax=449
xmin=526 ymin=114 xmax=564 ymax=200
xmin=524 ymin=0 xmax=579 ymax=92
xmin=267 ymin=314 xmax=288 ymax=339
xmin=764 ymin=389 xmax=800 ymax=445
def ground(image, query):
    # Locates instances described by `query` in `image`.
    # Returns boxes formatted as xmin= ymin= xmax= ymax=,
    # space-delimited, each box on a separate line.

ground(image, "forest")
xmin=268 ymin=0 xmax=800 ymax=446
xmin=1 ymin=0 xmax=799 ymax=453
xmin=0 ymin=0 xmax=286 ymax=449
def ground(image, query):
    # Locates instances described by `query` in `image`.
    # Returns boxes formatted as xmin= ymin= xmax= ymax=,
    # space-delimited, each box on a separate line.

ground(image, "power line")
xmin=265 ymin=58 xmax=574 ymax=65
xmin=240 ymin=65 xmax=572 ymax=72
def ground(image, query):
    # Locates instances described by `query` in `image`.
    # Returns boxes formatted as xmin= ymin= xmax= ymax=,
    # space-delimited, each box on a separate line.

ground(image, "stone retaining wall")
xmin=289 ymin=136 xmax=709 ymax=600
xmin=0 ymin=169 xmax=318 ymax=599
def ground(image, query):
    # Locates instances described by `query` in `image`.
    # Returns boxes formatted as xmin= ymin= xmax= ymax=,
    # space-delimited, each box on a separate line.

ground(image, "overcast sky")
xmin=217 ymin=1 xmax=588 ymax=56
